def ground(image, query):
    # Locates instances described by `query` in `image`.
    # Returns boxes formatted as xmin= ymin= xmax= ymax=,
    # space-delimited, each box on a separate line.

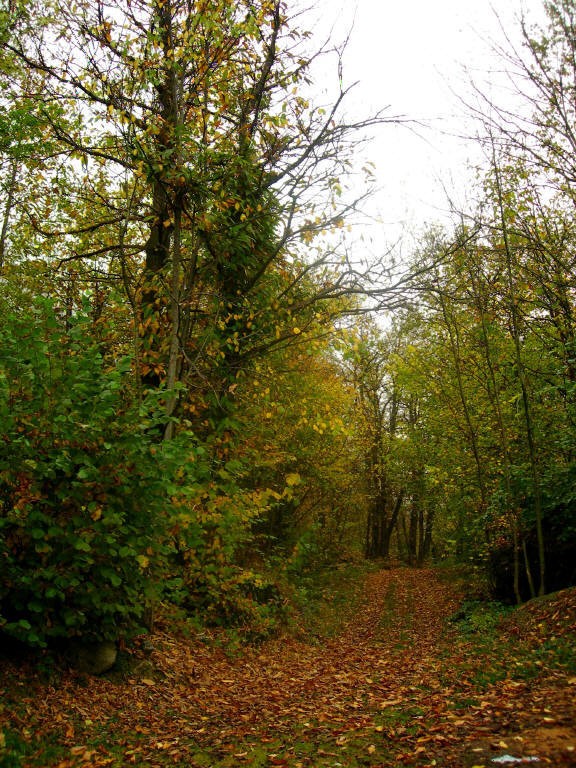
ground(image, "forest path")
xmin=3 ymin=567 xmax=575 ymax=767
xmin=172 ymin=567 xmax=461 ymax=743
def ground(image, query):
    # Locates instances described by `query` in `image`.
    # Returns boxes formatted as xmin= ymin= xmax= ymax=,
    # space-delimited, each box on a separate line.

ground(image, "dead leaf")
xmin=379 ymin=698 xmax=403 ymax=709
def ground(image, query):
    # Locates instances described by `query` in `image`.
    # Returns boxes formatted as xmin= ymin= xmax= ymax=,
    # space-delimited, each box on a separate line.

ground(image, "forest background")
xmin=1 ymin=0 xmax=576 ymax=651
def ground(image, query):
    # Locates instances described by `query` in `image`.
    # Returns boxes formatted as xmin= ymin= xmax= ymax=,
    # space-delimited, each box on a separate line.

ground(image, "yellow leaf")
xmin=286 ymin=472 xmax=301 ymax=486
xmin=380 ymin=698 xmax=402 ymax=709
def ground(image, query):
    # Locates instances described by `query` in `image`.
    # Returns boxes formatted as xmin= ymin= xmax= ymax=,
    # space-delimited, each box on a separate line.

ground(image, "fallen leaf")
xmin=379 ymin=698 xmax=403 ymax=709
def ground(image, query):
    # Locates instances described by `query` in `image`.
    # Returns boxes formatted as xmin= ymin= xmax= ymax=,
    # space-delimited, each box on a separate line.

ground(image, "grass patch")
xmin=377 ymin=578 xmax=416 ymax=648
xmin=290 ymin=560 xmax=378 ymax=639
xmin=435 ymin=562 xmax=492 ymax=601
xmin=376 ymin=704 xmax=426 ymax=732
xmin=447 ymin=592 xmax=576 ymax=691
xmin=378 ymin=578 xmax=398 ymax=631
xmin=448 ymin=599 xmax=513 ymax=637
xmin=0 ymin=726 xmax=66 ymax=768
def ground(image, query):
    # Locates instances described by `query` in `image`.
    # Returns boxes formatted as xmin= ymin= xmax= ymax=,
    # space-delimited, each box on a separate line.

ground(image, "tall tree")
xmin=347 ymin=321 xmax=405 ymax=560
xmin=1 ymin=0 xmax=396 ymax=436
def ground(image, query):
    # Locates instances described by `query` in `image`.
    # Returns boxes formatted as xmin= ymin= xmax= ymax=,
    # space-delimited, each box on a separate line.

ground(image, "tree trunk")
xmin=0 ymin=156 xmax=18 ymax=271
xmin=420 ymin=506 xmax=434 ymax=564
xmin=492 ymin=151 xmax=546 ymax=596
xmin=365 ymin=490 xmax=404 ymax=559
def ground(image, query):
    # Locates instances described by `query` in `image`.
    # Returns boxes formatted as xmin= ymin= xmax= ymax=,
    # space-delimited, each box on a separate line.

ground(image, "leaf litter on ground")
xmin=1 ymin=567 xmax=575 ymax=767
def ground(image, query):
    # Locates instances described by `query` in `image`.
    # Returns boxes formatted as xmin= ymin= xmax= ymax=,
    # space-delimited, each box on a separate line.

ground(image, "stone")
xmin=69 ymin=640 xmax=118 ymax=675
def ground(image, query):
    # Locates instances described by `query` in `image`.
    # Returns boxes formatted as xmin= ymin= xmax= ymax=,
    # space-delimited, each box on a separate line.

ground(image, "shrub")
xmin=0 ymin=300 xmax=174 ymax=647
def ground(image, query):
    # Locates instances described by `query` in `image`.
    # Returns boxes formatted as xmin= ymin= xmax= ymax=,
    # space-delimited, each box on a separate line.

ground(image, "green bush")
xmin=0 ymin=300 xmax=175 ymax=647
xmin=182 ymin=560 xmax=283 ymax=639
xmin=169 ymin=487 xmax=285 ymax=640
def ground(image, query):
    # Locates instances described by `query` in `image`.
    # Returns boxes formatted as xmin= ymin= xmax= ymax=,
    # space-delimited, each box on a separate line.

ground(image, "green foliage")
xmin=289 ymin=561 xmax=375 ymax=639
xmin=183 ymin=563 xmax=283 ymax=642
xmin=0 ymin=726 xmax=37 ymax=768
xmin=237 ymin=340 xmax=366 ymax=566
xmin=449 ymin=599 xmax=512 ymax=637
xmin=0 ymin=0 xmax=382 ymax=645
xmin=0 ymin=300 xmax=176 ymax=647
xmin=166 ymin=457 xmax=287 ymax=640
xmin=285 ymin=525 xmax=323 ymax=575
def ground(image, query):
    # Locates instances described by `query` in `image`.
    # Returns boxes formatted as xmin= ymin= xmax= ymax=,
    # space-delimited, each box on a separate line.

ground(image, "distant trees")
xmin=347 ymin=322 xmax=404 ymax=560
xmin=373 ymin=205 xmax=576 ymax=599
xmin=347 ymin=0 xmax=576 ymax=598
xmin=344 ymin=315 xmax=437 ymax=565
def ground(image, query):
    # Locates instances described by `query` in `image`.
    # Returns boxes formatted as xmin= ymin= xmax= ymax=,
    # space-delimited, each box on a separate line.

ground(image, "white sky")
xmin=306 ymin=0 xmax=547 ymax=249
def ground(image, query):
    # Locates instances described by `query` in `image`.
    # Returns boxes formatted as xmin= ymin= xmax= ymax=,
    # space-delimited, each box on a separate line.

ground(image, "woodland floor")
xmin=1 ymin=567 xmax=576 ymax=768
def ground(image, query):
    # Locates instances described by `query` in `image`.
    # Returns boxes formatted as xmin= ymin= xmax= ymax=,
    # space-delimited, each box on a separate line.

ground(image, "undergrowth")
xmin=445 ymin=581 xmax=576 ymax=690
xmin=289 ymin=559 xmax=378 ymax=639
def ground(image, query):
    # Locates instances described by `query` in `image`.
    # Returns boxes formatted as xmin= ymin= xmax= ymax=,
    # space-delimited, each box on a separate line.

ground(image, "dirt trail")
xmin=3 ymin=567 xmax=575 ymax=767
xmin=87 ymin=567 xmax=469 ymax=763
xmin=175 ymin=567 xmax=461 ymax=739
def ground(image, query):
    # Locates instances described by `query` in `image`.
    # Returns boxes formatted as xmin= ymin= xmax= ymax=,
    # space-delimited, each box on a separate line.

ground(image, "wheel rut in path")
xmin=151 ymin=567 xmax=463 ymax=741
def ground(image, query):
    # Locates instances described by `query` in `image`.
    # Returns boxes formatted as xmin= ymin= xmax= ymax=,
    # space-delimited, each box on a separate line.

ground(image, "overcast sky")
xmin=306 ymin=0 xmax=547 ymax=249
